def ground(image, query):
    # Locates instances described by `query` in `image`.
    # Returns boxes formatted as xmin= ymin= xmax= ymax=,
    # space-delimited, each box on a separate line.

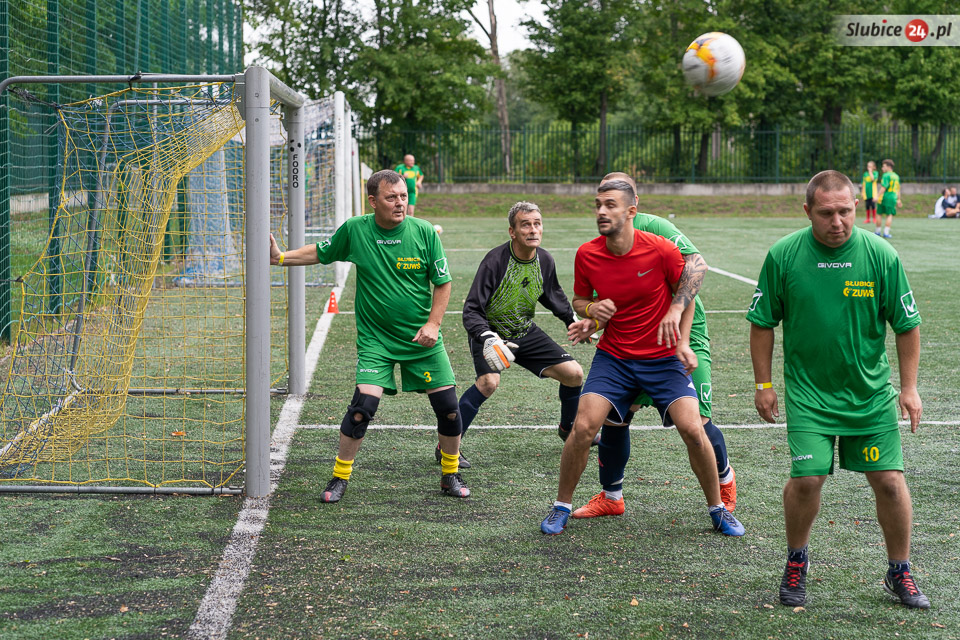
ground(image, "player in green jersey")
xmin=860 ymin=160 xmax=878 ymax=225
xmin=876 ymin=158 xmax=902 ymax=239
xmin=748 ymin=170 xmax=928 ymax=610
xmin=395 ymin=154 xmax=424 ymax=216
xmin=269 ymin=169 xmax=469 ymax=502
xmin=571 ymin=172 xmax=738 ymax=519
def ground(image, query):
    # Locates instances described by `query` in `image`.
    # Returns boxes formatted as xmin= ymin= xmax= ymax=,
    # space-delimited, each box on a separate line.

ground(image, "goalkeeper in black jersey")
xmin=442 ymin=201 xmax=588 ymax=467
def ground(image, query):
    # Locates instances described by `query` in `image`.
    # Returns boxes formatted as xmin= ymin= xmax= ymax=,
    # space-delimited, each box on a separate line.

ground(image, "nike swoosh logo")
xmin=637 ymin=269 xmax=652 ymax=277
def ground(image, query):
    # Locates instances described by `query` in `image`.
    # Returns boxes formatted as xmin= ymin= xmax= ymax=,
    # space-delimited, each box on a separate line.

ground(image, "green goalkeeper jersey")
xmin=315 ymin=214 xmax=451 ymax=359
xmin=634 ymin=213 xmax=708 ymax=347
xmin=880 ymin=170 xmax=901 ymax=202
xmin=746 ymin=226 xmax=921 ymax=435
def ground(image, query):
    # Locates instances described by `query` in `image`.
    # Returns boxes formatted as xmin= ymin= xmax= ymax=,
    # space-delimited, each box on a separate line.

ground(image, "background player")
xmin=451 ymin=201 xmax=587 ymax=468
xmin=573 ymin=172 xmax=738 ymax=521
xmin=860 ymin=160 xmax=878 ymax=226
xmin=269 ymin=169 xmax=469 ymax=502
xmin=540 ymin=180 xmax=744 ymax=537
xmin=748 ymin=170 xmax=928 ymax=609
xmin=876 ymin=158 xmax=901 ymax=239
xmin=395 ymin=154 xmax=424 ymax=216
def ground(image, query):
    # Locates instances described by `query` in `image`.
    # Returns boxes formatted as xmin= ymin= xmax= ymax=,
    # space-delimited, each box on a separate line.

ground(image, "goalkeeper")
xmin=270 ymin=169 xmax=469 ymax=503
xmin=452 ymin=201 xmax=588 ymax=468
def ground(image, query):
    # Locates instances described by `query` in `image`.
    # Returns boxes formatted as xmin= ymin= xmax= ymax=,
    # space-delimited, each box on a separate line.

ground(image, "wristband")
xmin=278 ymin=252 xmax=285 ymax=266
xmin=585 ymin=302 xmax=594 ymax=318
xmin=756 ymin=382 xmax=772 ymax=390
xmin=593 ymin=318 xmax=600 ymax=331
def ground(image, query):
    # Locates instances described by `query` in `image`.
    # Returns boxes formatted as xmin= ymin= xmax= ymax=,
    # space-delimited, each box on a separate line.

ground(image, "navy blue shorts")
xmin=582 ymin=349 xmax=697 ymax=426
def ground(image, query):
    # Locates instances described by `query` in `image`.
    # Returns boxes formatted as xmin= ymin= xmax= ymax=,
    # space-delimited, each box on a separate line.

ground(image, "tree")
xmin=467 ymin=0 xmax=512 ymax=176
xmin=521 ymin=0 xmax=636 ymax=178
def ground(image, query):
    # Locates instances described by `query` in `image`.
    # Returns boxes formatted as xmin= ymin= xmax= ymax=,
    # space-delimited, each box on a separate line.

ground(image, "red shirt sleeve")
xmin=573 ymin=246 xmax=593 ymax=298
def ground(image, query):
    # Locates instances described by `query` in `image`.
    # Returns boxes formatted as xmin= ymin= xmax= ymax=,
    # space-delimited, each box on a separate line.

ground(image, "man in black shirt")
xmin=437 ymin=201 xmax=589 ymax=467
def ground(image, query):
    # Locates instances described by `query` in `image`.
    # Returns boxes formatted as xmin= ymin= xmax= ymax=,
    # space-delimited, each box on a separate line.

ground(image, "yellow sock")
xmin=333 ymin=456 xmax=354 ymax=480
xmin=440 ymin=450 xmax=460 ymax=475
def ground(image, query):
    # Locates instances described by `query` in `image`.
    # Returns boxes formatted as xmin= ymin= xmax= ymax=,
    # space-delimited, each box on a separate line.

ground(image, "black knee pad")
xmin=340 ymin=389 xmax=380 ymax=439
xmin=429 ymin=387 xmax=461 ymax=437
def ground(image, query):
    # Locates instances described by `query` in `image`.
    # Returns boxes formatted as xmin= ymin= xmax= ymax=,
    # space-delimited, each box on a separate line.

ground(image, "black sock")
xmin=457 ymin=384 xmax=487 ymax=437
xmin=558 ymin=384 xmax=581 ymax=430
xmin=888 ymin=560 xmax=910 ymax=575
xmin=787 ymin=546 xmax=808 ymax=564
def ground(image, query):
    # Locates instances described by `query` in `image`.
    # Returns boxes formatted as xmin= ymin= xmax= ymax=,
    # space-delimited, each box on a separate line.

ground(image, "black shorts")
xmin=470 ymin=324 xmax=575 ymax=378
xmin=865 ymin=198 xmax=876 ymax=208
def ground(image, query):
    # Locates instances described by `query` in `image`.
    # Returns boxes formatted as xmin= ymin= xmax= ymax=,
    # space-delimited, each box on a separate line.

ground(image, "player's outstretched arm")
xmin=412 ymin=281 xmax=451 ymax=348
xmin=750 ymin=323 xmax=779 ymax=423
xmin=895 ymin=326 xmax=922 ymax=432
xmin=269 ymin=233 xmax=321 ymax=266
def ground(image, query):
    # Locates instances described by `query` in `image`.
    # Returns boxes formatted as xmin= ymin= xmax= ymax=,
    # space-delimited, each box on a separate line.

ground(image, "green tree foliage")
xmin=519 ymin=0 xmax=637 ymax=177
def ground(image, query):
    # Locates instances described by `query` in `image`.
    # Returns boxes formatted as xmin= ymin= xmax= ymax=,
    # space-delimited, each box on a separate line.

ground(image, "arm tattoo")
xmin=674 ymin=253 xmax=708 ymax=308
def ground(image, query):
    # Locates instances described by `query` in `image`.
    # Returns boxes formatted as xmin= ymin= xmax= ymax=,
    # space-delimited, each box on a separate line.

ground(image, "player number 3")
xmin=423 ymin=371 xmax=432 ymax=383
xmin=863 ymin=446 xmax=880 ymax=462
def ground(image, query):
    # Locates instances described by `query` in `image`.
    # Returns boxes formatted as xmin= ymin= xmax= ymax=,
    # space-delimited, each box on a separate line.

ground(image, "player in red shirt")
xmin=540 ymin=180 xmax=745 ymax=537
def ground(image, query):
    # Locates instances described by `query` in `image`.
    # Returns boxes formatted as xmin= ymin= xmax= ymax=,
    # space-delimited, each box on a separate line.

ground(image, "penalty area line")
xmin=187 ymin=278 xmax=348 ymax=640
xmin=299 ymin=419 xmax=960 ymax=431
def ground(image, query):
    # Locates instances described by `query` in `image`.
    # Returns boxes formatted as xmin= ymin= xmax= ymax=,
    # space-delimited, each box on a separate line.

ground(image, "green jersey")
xmin=316 ymin=214 xmax=451 ymax=359
xmin=746 ymin=227 xmax=921 ymax=435
xmin=880 ymin=171 xmax=900 ymax=202
xmin=634 ymin=213 xmax=708 ymax=346
xmin=395 ymin=164 xmax=423 ymax=195
xmin=862 ymin=170 xmax=878 ymax=199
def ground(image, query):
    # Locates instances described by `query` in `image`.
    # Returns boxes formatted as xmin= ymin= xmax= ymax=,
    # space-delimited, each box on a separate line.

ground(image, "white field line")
xmin=299 ymin=420 xmax=959 ymax=431
xmin=187 ymin=280 xmax=347 ymax=640
xmin=709 ymin=267 xmax=758 ymax=287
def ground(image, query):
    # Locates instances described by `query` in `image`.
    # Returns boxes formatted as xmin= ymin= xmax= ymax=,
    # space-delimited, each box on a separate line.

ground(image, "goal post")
xmin=0 ymin=67 xmax=308 ymax=498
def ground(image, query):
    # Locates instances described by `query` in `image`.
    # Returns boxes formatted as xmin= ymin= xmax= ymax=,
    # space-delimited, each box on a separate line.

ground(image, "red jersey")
xmin=574 ymin=229 xmax=685 ymax=360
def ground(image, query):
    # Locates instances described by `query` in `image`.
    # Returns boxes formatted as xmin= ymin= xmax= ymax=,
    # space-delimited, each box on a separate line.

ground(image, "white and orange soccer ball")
xmin=682 ymin=32 xmax=745 ymax=97
xmin=433 ymin=224 xmax=444 ymax=234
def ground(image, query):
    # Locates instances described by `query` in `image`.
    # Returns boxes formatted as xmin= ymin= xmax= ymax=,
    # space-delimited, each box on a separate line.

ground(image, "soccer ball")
xmin=682 ymin=32 xmax=745 ymax=97
xmin=433 ymin=224 xmax=443 ymax=234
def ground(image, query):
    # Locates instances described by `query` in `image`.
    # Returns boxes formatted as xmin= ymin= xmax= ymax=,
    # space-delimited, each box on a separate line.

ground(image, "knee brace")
xmin=340 ymin=388 xmax=380 ymax=439
xmin=429 ymin=387 xmax=461 ymax=437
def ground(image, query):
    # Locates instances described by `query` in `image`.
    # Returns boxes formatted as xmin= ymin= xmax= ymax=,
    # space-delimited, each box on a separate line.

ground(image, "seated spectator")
xmin=931 ymin=188 xmax=960 ymax=218
xmin=947 ymin=187 xmax=959 ymax=208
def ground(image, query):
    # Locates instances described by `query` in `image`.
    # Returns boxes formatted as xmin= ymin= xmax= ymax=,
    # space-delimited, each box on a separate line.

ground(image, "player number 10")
xmin=862 ymin=446 xmax=880 ymax=462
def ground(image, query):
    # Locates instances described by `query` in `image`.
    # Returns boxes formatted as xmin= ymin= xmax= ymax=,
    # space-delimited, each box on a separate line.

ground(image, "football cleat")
xmin=883 ymin=233 xmax=893 ymax=239
xmin=572 ymin=492 xmax=625 ymax=518
xmin=434 ymin=445 xmax=471 ymax=469
xmin=719 ymin=466 xmax=738 ymax=512
xmin=557 ymin=425 xmax=601 ymax=446
xmin=320 ymin=477 xmax=348 ymax=503
xmin=884 ymin=570 xmax=931 ymax=609
xmin=710 ymin=506 xmax=745 ymax=536
xmin=440 ymin=472 xmax=471 ymax=498
xmin=540 ymin=505 xmax=571 ymax=535
xmin=779 ymin=559 xmax=809 ymax=606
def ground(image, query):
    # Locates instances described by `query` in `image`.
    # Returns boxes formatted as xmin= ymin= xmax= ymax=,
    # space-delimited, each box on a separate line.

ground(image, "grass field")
xmin=1 ymin=198 xmax=959 ymax=639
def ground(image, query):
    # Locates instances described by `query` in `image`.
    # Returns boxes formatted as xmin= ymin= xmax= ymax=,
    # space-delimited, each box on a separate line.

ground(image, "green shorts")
xmin=877 ymin=199 xmax=897 ymax=216
xmin=787 ymin=429 xmax=904 ymax=477
xmin=407 ymin=188 xmax=418 ymax=206
xmin=356 ymin=348 xmax=455 ymax=394
xmin=634 ymin=340 xmax=712 ymax=418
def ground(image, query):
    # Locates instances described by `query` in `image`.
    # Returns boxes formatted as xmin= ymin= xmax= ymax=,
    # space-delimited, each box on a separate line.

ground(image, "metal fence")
xmin=358 ymin=124 xmax=960 ymax=185
xmin=0 ymin=0 xmax=243 ymax=341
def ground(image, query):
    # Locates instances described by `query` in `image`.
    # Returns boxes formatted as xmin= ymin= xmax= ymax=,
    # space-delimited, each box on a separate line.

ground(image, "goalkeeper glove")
xmin=480 ymin=331 xmax=518 ymax=371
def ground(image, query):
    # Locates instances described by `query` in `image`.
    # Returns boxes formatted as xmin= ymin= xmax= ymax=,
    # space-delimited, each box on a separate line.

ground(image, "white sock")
xmin=718 ymin=467 xmax=733 ymax=484
xmin=875 ymin=226 xmax=882 ymax=233
xmin=604 ymin=489 xmax=623 ymax=501
xmin=709 ymin=503 xmax=725 ymax=512
xmin=884 ymin=226 xmax=891 ymax=235
xmin=553 ymin=500 xmax=572 ymax=511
